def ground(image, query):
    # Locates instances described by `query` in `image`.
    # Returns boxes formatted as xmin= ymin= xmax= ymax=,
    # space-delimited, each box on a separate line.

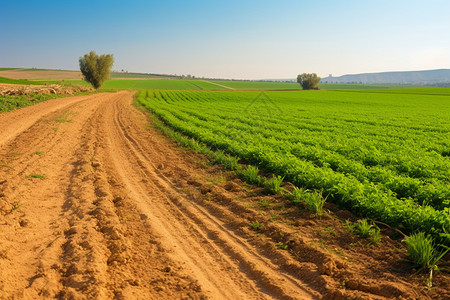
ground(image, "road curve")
xmin=0 ymin=91 xmax=318 ymax=299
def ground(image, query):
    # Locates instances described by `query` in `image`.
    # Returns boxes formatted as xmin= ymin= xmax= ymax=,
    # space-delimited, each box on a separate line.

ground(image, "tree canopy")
xmin=79 ymin=51 xmax=114 ymax=89
xmin=297 ymin=73 xmax=321 ymax=90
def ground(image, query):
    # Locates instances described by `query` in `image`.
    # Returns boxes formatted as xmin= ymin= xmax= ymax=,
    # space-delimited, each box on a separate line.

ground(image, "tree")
xmin=297 ymin=73 xmax=321 ymax=90
xmin=79 ymin=51 xmax=114 ymax=89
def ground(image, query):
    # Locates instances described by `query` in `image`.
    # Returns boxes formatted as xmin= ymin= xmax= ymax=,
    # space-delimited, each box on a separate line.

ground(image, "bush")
xmin=297 ymin=73 xmax=321 ymax=90
xmin=79 ymin=51 xmax=114 ymax=89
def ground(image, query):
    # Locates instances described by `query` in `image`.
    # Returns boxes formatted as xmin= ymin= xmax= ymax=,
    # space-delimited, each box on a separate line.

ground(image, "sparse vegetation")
xmin=27 ymin=174 xmax=45 ymax=180
xmin=53 ymin=111 xmax=75 ymax=123
xmin=7 ymin=152 xmax=21 ymax=156
xmin=259 ymin=199 xmax=271 ymax=209
xmin=250 ymin=221 xmax=263 ymax=230
xmin=0 ymin=161 xmax=12 ymax=169
xmin=275 ymin=243 xmax=289 ymax=250
xmin=348 ymin=219 xmax=381 ymax=245
xmin=11 ymin=201 xmax=23 ymax=211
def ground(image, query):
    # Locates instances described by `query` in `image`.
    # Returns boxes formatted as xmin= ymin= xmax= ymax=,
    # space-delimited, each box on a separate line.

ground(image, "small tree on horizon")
xmin=297 ymin=73 xmax=321 ymax=90
xmin=79 ymin=51 xmax=114 ymax=89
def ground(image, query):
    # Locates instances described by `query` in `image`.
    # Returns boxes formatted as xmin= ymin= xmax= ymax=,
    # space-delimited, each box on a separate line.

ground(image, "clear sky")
xmin=1 ymin=0 xmax=449 ymax=79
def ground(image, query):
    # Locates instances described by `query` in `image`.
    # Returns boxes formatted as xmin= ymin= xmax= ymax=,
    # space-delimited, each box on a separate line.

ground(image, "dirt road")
xmin=0 ymin=91 xmax=321 ymax=299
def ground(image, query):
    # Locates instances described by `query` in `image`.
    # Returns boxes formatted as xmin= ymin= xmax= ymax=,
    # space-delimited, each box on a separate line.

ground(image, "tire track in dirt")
xmin=101 ymin=96 xmax=318 ymax=299
xmin=0 ymin=92 xmax=127 ymax=298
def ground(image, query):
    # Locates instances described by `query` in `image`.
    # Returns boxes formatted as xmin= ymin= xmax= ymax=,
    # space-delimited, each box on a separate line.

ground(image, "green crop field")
xmin=0 ymin=68 xmax=20 ymax=71
xmin=340 ymin=88 xmax=450 ymax=96
xmin=210 ymin=80 xmax=300 ymax=89
xmin=0 ymin=94 xmax=73 ymax=113
xmin=320 ymin=83 xmax=419 ymax=90
xmin=0 ymin=70 xmax=425 ymax=91
xmin=137 ymin=89 xmax=450 ymax=244
xmin=0 ymin=77 xmax=49 ymax=85
xmin=110 ymin=72 xmax=177 ymax=79
xmin=100 ymin=79 xmax=213 ymax=90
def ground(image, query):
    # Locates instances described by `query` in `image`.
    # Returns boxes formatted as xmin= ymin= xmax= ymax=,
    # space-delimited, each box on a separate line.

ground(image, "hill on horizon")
xmin=321 ymin=69 xmax=450 ymax=85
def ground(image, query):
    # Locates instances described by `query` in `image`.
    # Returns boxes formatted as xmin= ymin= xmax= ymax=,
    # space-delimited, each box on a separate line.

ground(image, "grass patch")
xmin=237 ymin=165 xmax=263 ymax=185
xmin=304 ymin=191 xmax=326 ymax=215
xmin=259 ymin=199 xmax=271 ymax=209
xmin=1 ymin=94 xmax=59 ymax=113
xmin=347 ymin=219 xmax=381 ymax=245
xmin=275 ymin=243 xmax=289 ymax=250
xmin=0 ymin=161 xmax=12 ymax=169
xmin=250 ymin=221 xmax=263 ymax=230
xmin=27 ymin=174 xmax=45 ymax=180
xmin=405 ymin=232 xmax=449 ymax=288
xmin=11 ymin=201 xmax=23 ymax=211
xmin=7 ymin=152 xmax=21 ymax=156
xmin=264 ymin=175 xmax=284 ymax=194
xmin=53 ymin=111 xmax=75 ymax=123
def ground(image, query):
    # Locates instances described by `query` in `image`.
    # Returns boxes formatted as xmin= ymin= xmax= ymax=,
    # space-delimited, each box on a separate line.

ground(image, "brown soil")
xmin=0 ymin=70 xmax=82 ymax=80
xmin=0 ymin=83 xmax=93 ymax=96
xmin=0 ymin=91 xmax=448 ymax=299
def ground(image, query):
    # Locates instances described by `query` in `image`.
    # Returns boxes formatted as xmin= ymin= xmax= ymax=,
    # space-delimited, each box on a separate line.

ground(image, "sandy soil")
xmin=0 ymin=91 xmax=447 ymax=299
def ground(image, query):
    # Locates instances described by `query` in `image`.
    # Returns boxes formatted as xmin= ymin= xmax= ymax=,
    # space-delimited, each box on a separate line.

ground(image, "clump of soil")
xmin=0 ymin=83 xmax=93 ymax=96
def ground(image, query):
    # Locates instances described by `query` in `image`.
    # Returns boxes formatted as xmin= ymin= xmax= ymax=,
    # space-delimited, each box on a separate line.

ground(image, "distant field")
xmin=0 ymin=75 xmax=430 ymax=91
xmin=0 ymin=69 xmax=81 ymax=80
xmin=101 ymin=79 xmax=203 ymax=89
xmin=0 ymin=77 xmax=49 ymax=85
xmin=341 ymin=87 xmax=450 ymax=96
xmin=210 ymin=80 xmax=299 ymax=89
xmin=0 ymin=68 xmax=19 ymax=71
xmin=319 ymin=83 xmax=418 ymax=89
xmin=110 ymin=72 xmax=177 ymax=79
xmin=0 ymin=68 xmax=429 ymax=90
xmin=138 ymin=89 xmax=450 ymax=244
xmin=206 ymin=81 xmax=418 ymax=90
xmin=189 ymin=80 xmax=228 ymax=89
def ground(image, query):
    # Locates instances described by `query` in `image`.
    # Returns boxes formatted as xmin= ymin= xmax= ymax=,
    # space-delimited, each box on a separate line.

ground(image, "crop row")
xmin=137 ymin=90 xmax=450 ymax=244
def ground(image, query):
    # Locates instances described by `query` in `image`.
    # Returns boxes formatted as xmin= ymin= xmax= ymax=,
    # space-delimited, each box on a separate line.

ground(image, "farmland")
xmin=209 ymin=80 xmax=299 ymax=89
xmin=137 ymin=89 xmax=450 ymax=244
xmin=101 ymin=79 xmax=224 ymax=90
xmin=1 ymin=68 xmax=426 ymax=90
xmin=1 ymin=74 xmax=449 ymax=297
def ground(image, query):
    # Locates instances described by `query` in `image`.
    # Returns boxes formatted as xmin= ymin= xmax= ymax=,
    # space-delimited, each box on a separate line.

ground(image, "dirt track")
xmin=0 ymin=91 xmax=447 ymax=299
xmin=0 ymin=91 xmax=321 ymax=299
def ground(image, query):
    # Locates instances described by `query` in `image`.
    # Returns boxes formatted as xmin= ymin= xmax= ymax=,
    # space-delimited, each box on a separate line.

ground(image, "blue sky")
xmin=1 ymin=0 xmax=449 ymax=79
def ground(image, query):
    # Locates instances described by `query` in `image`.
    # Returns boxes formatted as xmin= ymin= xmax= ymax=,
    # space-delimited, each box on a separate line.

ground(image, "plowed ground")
xmin=0 ymin=91 xmax=448 ymax=299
